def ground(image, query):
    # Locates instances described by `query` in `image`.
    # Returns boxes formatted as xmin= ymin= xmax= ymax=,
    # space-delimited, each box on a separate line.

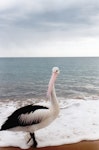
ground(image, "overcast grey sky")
xmin=0 ymin=0 xmax=99 ymax=57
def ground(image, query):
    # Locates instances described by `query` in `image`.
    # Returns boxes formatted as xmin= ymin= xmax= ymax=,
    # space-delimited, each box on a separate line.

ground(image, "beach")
xmin=0 ymin=141 xmax=99 ymax=150
xmin=1 ymin=99 xmax=99 ymax=149
xmin=1 ymin=58 xmax=99 ymax=149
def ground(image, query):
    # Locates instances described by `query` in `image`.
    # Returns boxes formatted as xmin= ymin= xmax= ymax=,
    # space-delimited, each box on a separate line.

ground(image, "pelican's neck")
xmin=47 ymin=71 xmax=59 ymax=112
xmin=50 ymin=85 xmax=59 ymax=110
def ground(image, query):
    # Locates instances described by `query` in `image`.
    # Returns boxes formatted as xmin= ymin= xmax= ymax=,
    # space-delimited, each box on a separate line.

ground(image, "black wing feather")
xmin=0 ymin=105 xmax=48 ymax=130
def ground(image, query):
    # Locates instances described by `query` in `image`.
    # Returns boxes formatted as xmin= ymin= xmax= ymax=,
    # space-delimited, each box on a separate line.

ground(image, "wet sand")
xmin=0 ymin=141 xmax=99 ymax=150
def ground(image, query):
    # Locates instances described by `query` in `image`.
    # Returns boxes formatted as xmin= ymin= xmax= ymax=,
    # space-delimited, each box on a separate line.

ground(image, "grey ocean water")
xmin=0 ymin=57 xmax=99 ymax=101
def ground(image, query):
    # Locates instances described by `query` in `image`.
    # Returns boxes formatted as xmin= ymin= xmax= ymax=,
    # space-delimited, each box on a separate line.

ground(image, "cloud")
xmin=1 ymin=0 xmax=99 ymax=31
xmin=0 ymin=0 xmax=99 ymax=56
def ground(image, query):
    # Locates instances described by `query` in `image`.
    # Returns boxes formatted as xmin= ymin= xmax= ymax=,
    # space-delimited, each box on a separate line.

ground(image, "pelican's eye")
xmin=56 ymin=70 xmax=58 ymax=73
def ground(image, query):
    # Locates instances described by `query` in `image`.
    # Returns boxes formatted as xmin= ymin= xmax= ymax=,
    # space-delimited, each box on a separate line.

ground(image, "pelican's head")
xmin=52 ymin=67 xmax=60 ymax=74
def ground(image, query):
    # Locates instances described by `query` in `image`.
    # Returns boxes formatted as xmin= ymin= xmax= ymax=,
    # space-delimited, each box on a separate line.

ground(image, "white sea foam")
xmin=0 ymin=99 xmax=99 ymax=148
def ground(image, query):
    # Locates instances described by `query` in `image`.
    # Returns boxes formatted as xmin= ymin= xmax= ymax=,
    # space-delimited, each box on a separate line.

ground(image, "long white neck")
xmin=50 ymin=85 xmax=57 ymax=104
xmin=47 ymin=70 xmax=59 ymax=113
xmin=50 ymin=85 xmax=59 ymax=112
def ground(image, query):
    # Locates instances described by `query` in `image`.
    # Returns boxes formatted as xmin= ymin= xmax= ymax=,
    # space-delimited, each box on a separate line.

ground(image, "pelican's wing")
xmin=1 ymin=105 xmax=49 ymax=130
xmin=18 ymin=105 xmax=49 ymax=126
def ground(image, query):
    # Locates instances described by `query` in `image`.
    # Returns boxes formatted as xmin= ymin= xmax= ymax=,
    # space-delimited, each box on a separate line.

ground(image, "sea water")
xmin=0 ymin=57 xmax=99 ymax=148
xmin=0 ymin=57 xmax=99 ymax=101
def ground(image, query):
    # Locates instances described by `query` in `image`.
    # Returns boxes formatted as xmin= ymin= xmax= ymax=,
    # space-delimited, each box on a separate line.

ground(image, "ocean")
xmin=0 ymin=57 xmax=99 ymax=148
xmin=0 ymin=57 xmax=99 ymax=101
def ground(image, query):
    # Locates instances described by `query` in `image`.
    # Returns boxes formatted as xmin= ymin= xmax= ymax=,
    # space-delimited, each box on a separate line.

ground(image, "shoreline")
xmin=0 ymin=141 xmax=99 ymax=150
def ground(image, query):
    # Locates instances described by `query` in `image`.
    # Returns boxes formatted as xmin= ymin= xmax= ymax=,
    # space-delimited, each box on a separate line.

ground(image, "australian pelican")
xmin=0 ymin=67 xmax=60 ymax=148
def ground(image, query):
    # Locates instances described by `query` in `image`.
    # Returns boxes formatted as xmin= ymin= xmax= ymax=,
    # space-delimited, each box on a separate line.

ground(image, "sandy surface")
xmin=0 ymin=141 xmax=99 ymax=150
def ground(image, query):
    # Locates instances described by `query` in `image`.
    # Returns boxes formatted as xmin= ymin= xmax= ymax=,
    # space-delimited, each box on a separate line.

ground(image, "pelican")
xmin=0 ymin=67 xmax=60 ymax=148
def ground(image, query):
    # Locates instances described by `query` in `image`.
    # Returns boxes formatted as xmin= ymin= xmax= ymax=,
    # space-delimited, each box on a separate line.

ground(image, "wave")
xmin=0 ymin=98 xmax=99 ymax=148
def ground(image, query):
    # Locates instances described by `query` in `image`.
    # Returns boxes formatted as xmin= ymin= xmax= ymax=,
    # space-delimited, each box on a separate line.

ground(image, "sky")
xmin=0 ymin=0 xmax=99 ymax=57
